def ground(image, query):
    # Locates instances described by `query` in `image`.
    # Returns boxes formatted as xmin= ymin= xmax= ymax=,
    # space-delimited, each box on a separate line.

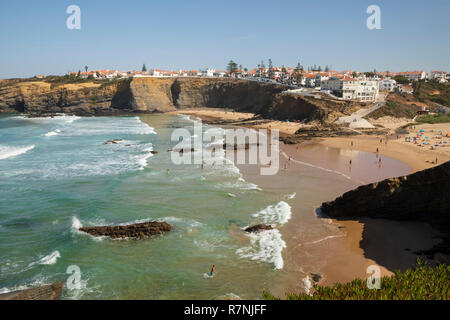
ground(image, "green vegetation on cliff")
xmin=264 ymin=261 xmax=449 ymax=300
xmin=416 ymin=113 xmax=450 ymax=124
xmin=413 ymin=81 xmax=450 ymax=107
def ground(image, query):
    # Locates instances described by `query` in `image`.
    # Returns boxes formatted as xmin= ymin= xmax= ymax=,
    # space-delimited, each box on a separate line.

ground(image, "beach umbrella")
xmin=420 ymin=130 xmax=424 ymax=132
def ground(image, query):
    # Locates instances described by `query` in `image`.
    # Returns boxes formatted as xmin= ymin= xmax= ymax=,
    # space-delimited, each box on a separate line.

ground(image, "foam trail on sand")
xmin=281 ymin=151 xmax=353 ymax=181
xmin=0 ymin=145 xmax=35 ymax=160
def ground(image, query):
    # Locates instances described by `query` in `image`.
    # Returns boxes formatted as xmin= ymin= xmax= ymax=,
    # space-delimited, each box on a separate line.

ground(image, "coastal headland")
xmin=1 ymin=76 xmax=449 ymax=297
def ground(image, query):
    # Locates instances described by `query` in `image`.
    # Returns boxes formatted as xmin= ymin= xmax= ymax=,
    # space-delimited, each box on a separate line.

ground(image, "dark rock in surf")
xmin=103 ymin=139 xmax=123 ymax=145
xmin=222 ymin=142 xmax=260 ymax=150
xmin=0 ymin=282 xmax=63 ymax=300
xmin=79 ymin=221 xmax=172 ymax=239
xmin=244 ymin=224 xmax=273 ymax=233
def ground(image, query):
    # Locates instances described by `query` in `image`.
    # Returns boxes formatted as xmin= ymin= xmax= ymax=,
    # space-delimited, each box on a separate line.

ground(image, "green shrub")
xmin=264 ymin=261 xmax=449 ymax=300
xmin=416 ymin=113 xmax=450 ymax=124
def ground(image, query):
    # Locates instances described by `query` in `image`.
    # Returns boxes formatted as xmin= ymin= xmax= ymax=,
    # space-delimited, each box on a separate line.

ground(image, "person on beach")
xmin=210 ymin=265 xmax=215 ymax=277
xmin=351 ymin=141 xmax=353 ymax=148
xmin=201 ymin=162 xmax=204 ymax=171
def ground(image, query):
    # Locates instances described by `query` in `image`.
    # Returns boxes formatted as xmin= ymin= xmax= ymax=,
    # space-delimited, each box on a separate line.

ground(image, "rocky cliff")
xmin=321 ymin=161 xmax=449 ymax=226
xmin=0 ymin=77 xmax=344 ymax=122
xmin=321 ymin=161 xmax=450 ymax=256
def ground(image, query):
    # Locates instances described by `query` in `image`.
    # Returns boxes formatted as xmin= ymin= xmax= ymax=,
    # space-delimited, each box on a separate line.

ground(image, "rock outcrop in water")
xmin=0 ymin=283 xmax=63 ymax=300
xmin=245 ymin=224 xmax=273 ymax=233
xmin=321 ymin=161 xmax=450 ymax=256
xmin=0 ymin=77 xmax=353 ymax=123
xmin=79 ymin=221 xmax=172 ymax=239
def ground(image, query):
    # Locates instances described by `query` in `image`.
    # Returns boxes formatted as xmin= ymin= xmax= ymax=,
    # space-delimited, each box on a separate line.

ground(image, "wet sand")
xmin=169 ymin=109 xmax=443 ymax=297
xmin=319 ymin=123 xmax=450 ymax=173
xmin=233 ymin=142 xmax=439 ymax=295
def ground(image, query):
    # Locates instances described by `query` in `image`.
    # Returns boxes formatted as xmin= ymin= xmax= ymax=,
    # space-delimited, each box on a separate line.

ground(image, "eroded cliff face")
xmin=0 ymin=77 xmax=337 ymax=122
xmin=321 ymin=161 xmax=450 ymax=231
xmin=0 ymin=80 xmax=120 ymax=115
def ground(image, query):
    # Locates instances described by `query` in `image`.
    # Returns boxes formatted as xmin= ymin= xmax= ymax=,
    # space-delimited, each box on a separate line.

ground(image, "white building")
xmin=380 ymin=78 xmax=397 ymax=92
xmin=304 ymin=76 xmax=316 ymax=88
xmin=149 ymin=69 xmax=162 ymax=77
xmin=201 ymin=68 xmax=215 ymax=77
xmin=430 ymin=71 xmax=447 ymax=83
xmin=314 ymin=73 xmax=330 ymax=88
xmin=396 ymin=71 xmax=426 ymax=82
xmin=322 ymin=76 xmax=379 ymax=101
xmin=216 ymin=70 xmax=227 ymax=77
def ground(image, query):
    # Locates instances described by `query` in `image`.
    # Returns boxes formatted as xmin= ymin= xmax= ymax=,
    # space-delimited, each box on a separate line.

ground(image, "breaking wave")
xmin=236 ymin=229 xmax=286 ymax=270
xmin=252 ymin=201 xmax=292 ymax=225
xmin=0 ymin=145 xmax=35 ymax=160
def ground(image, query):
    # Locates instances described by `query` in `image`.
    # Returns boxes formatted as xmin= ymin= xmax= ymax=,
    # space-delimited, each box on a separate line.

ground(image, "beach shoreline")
xmin=165 ymin=109 xmax=446 ymax=296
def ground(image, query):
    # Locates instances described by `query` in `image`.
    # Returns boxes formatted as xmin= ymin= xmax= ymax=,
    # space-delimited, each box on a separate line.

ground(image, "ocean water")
xmin=0 ymin=113 xmax=294 ymax=299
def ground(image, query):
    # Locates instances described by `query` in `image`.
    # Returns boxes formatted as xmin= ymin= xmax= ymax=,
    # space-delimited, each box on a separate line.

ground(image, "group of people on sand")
xmin=349 ymin=140 xmax=384 ymax=170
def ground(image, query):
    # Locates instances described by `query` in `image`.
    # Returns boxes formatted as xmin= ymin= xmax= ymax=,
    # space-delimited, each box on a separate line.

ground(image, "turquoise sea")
xmin=0 ymin=113 xmax=293 ymax=299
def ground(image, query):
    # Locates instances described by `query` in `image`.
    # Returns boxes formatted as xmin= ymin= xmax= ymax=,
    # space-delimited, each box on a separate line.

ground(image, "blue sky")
xmin=1 ymin=0 xmax=449 ymax=78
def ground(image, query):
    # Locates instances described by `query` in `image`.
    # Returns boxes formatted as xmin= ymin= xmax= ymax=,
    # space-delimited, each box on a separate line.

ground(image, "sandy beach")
xmin=169 ymin=108 xmax=446 ymax=296
xmin=319 ymin=123 xmax=450 ymax=173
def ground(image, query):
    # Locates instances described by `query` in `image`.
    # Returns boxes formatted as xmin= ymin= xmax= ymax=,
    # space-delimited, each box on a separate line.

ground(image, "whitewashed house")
xmin=322 ymin=76 xmax=379 ymax=101
xmin=380 ymin=78 xmax=397 ymax=92
xmin=396 ymin=71 xmax=426 ymax=82
xmin=201 ymin=68 xmax=215 ymax=77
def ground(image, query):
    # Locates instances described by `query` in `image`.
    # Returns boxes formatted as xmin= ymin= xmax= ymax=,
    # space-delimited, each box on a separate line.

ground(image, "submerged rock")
xmin=79 ymin=221 xmax=172 ymax=239
xmin=169 ymin=147 xmax=196 ymax=153
xmin=244 ymin=224 xmax=273 ymax=233
xmin=103 ymin=139 xmax=123 ymax=145
xmin=222 ymin=143 xmax=259 ymax=150
xmin=0 ymin=282 xmax=63 ymax=300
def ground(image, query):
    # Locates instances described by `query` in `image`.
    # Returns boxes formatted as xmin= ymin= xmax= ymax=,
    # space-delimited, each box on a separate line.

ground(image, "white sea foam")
xmin=162 ymin=216 xmax=203 ymax=228
xmin=137 ymin=145 xmax=155 ymax=170
xmin=44 ymin=129 xmax=61 ymax=137
xmin=252 ymin=201 xmax=292 ymax=226
xmin=0 ymin=145 xmax=35 ymax=160
xmin=285 ymin=192 xmax=296 ymax=200
xmin=302 ymin=275 xmax=313 ymax=295
xmin=0 ymin=277 xmax=50 ymax=295
xmin=13 ymin=114 xmax=80 ymax=123
xmin=71 ymin=216 xmax=83 ymax=230
xmin=236 ymin=229 xmax=286 ymax=270
xmin=217 ymin=293 xmax=242 ymax=300
xmin=28 ymin=251 xmax=61 ymax=267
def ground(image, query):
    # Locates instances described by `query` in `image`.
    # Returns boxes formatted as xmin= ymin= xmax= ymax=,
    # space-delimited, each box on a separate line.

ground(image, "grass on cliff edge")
xmin=263 ymin=261 xmax=449 ymax=300
xmin=416 ymin=113 xmax=450 ymax=124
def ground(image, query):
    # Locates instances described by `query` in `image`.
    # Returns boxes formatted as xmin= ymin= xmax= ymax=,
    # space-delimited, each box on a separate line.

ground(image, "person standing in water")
xmin=210 ymin=265 xmax=215 ymax=277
